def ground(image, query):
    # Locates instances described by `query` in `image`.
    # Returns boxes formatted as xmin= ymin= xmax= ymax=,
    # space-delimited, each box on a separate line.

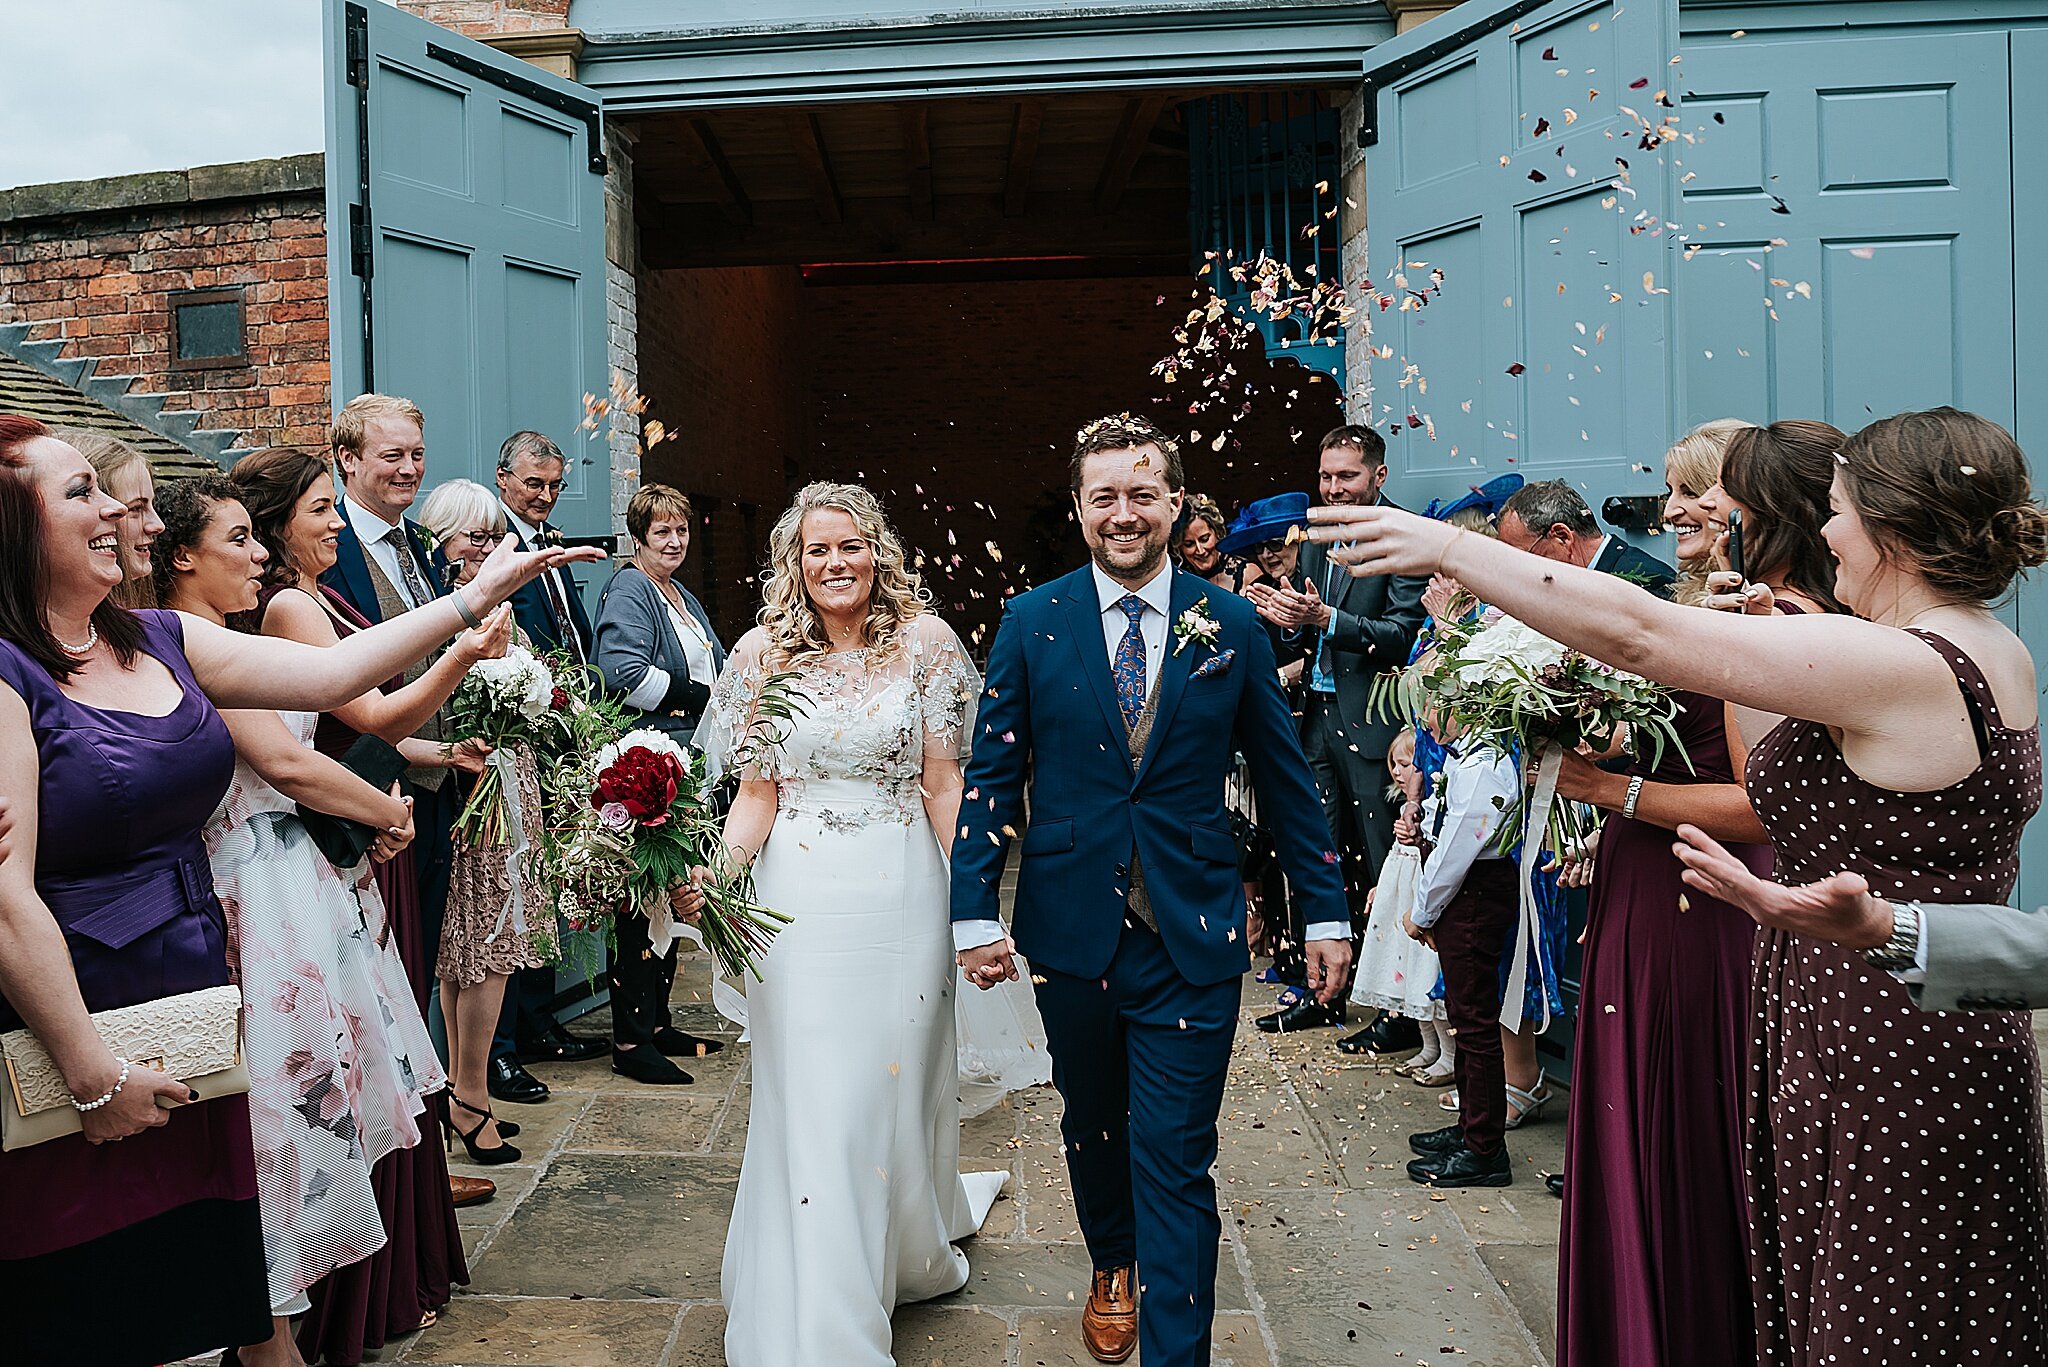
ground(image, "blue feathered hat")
xmin=1216 ymin=492 xmax=1311 ymax=555
xmin=1422 ymin=474 xmax=1523 ymax=523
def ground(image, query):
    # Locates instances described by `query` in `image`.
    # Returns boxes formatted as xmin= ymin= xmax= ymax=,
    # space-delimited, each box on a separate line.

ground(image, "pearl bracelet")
xmin=73 ymin=1057 xmax=130 ymax=1112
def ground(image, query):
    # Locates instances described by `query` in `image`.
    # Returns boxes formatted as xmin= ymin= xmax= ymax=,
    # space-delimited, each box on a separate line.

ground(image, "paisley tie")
xmin=1113 ymin=594 xmax=1147 ymax=731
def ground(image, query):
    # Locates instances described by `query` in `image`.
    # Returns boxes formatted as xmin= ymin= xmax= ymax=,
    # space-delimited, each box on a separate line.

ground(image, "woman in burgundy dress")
xmin=1550 ymin=420 xmax=1846 ymax=1366
xmin=227 ymin=448 xmax=512 ymax=1363
xmin=1310 ymin=406 xmax=2048 ymax=1363
xmin=0 ymin=417 xmax=586 ymax=1365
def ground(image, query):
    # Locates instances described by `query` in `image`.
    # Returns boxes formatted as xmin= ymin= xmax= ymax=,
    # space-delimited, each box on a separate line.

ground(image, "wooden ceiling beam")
xmin=784 ymin=110 xmax=844 ymax=224
xmin=1003 ymin=98 xmax=1046 ymax=219
xmin=1094 ymin=93 xmax=1171 ymax=216
xmin=675 ymin=117 xmax=752 ymax=227
xmin=898 ymin=105 xmax=934 ymax=220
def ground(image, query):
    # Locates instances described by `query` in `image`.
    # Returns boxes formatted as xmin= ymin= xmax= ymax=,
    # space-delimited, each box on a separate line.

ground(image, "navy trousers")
xmin=1034 ymin=922 xmax=1242 ymax=1367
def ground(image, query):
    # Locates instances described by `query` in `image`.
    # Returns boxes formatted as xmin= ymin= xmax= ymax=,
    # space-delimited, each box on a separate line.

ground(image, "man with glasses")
xmin=491 ymin=430 xmax=608 ymax=1073
xmin=495 ymin=431 xmax=595 ymax=664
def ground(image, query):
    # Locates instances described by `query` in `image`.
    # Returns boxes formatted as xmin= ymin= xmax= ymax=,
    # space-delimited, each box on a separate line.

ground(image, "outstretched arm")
xmin=181 ymin=535 xmax=602 ymax=713
xmin=1307 ymin=506 xmax=1964 ymax=743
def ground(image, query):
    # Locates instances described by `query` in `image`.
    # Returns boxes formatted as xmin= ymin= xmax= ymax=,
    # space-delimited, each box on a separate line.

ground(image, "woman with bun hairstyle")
xmin=1309 ymin=407 xmax=2048 ymax=1364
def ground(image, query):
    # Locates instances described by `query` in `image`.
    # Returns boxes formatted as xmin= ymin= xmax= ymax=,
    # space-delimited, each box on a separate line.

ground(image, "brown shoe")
xmin=1082 ymin=1264 xmax=1138 ymax=1362
xmin=449 ymin=1174 xmax=496 ymax=1208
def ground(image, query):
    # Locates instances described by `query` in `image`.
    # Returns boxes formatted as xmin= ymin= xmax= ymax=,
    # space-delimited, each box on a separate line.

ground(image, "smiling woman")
xmin=59 ymin=430 xmax=162 ymax=610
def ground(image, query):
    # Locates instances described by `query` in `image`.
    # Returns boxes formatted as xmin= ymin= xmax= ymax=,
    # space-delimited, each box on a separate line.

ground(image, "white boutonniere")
xmin=1172 ymin=599 xmax=1222 ymax=656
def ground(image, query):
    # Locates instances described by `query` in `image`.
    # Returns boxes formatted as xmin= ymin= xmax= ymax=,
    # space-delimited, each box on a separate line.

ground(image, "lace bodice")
xmin=697 ymin=614 xmax=979 ymax=831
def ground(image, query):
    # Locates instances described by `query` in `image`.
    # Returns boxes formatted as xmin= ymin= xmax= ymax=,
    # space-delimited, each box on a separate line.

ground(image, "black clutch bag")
xmin=297 ymin=733 xmax=411 ymax=869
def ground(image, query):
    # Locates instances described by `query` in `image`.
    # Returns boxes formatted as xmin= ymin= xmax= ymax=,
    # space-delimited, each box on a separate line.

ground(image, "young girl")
xmin=1346 ymin=728 xmax=1455 ymax=1084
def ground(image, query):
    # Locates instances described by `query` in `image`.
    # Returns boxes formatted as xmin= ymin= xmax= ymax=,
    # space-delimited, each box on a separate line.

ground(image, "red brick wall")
xmin=0 ymin=193 xmax=330 ymax=450
xmin=634 ymin=264 xmax=812 ymax=643
xmin=398 ymin=0 xmax=570 ymax=37
xmin=633 ymin=267 xmax=1342 ymax=650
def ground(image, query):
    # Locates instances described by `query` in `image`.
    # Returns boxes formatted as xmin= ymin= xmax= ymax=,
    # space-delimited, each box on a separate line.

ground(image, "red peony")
xmin=591 ymin=746 xmax=682 ymax=827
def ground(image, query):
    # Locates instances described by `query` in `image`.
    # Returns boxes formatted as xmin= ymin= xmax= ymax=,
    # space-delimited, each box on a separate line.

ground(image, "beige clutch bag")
xmin=1 ymin=984 xmax=248 ymax=1151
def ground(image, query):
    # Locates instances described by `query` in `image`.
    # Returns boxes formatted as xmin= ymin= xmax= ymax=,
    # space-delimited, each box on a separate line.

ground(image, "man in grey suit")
xmin=1674 ymin=824 xmax=2048 ymax=1011
xmin=1249 ymin=424 xmax=1427 ymax=1035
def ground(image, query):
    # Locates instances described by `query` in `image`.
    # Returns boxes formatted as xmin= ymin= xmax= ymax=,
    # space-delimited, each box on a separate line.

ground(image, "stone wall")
xmin=0 ymin=156 xmax=330 ymax=453
xmin=398 ymin=0 xmax=570 ymax=37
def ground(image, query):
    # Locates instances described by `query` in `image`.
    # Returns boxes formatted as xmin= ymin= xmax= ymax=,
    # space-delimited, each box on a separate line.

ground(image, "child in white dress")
xmin=1348 ymin=728 xmax=1455 ymax=1084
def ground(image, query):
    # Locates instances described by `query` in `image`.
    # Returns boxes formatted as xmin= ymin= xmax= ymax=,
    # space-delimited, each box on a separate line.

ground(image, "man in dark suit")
xmin=953 ymin=414 xmax=1349 ymax=1366
xmin=1248 ymin=425 xmax=1428 ymax=1039
xmin=490 ymin=430 xmax=608 ymax=1073
xmin=1497 ymin=480 xmax=1677 ymax=598
xmin=494 ymin=430 xmax=594 ymax=660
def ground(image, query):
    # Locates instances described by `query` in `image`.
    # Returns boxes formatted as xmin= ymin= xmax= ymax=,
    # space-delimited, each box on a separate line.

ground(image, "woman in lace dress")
xmin=698 ymin=482 xmax=1009 ymax=1366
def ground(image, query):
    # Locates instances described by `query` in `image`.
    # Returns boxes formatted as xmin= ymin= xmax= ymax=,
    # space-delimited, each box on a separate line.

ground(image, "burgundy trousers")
xmin=1431 ymin=858 xmax=1520 ymax=1156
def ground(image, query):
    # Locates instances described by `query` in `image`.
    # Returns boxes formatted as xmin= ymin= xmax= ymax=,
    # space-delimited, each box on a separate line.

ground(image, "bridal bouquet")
xmin=448 ymin=644 xmax=559 ymax=848
xmin=554 ymin=728 xmax=793 ymax=981
xmin=1374 ymin=609 xmax=1689 ymax=1026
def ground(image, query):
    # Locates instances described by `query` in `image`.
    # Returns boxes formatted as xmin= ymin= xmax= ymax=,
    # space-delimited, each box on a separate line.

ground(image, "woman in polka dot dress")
xmin=1306 ymin=406 xmax=2048 ymax=1363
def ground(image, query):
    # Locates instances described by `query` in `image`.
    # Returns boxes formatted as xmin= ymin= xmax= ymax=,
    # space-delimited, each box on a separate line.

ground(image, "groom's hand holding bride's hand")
xmin=957 ymin=937 xmax=1019 ymax=991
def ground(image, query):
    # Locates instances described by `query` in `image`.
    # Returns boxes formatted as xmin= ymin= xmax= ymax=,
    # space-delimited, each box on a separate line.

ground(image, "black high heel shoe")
xmin=436 ymin=1088 xmax=518 ymax=1137
xmin=446 ymin=1093 xmax=522 ymax=1165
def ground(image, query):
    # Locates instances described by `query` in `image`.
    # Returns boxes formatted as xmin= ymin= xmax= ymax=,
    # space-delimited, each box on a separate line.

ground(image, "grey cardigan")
xmin=593 ymin=563 xmax=728 ymax=739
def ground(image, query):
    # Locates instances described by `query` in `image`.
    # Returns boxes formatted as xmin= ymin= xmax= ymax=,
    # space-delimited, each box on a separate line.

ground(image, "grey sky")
xmin=0 ymin=1 xmax=325 ymax=192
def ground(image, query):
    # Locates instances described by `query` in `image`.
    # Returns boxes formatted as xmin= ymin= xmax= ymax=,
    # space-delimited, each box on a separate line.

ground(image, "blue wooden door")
xmin=322 ymin=0 xmax=612 ymax=539
xmin=1362 ymin=0 xmax=1680 ymax=518
xmin=1677 ymin=30 xmax=2015 ymax=435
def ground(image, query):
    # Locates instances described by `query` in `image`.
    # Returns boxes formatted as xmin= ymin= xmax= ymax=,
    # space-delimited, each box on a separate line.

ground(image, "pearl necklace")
xmin=57 ymin=620 xmax=98 ymax=655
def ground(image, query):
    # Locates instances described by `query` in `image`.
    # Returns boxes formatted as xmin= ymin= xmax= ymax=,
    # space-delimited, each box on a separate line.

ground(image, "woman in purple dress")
xmin=0 ymin=416 xmax=599 ymax=1366
xmin=1311 ymin=406 xmax=2048 ymax=1364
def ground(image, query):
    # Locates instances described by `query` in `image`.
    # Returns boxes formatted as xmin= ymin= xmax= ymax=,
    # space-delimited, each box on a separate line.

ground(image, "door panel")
xmin=1677 ymin=31 xmax=2014 ymax=436
xmin=324 ymin=0 xmax=612 ymax=537
xmin=1364 ymin=0 xmax=1680 ymax=513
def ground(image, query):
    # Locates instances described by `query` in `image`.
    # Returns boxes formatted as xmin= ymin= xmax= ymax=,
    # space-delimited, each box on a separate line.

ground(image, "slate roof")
xmin=0 ymin=348 xmax=221 ymax=479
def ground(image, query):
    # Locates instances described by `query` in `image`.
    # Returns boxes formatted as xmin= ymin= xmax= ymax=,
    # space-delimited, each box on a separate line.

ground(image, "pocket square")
xmin=1190 ymin=649 xmax=1236 ymax=680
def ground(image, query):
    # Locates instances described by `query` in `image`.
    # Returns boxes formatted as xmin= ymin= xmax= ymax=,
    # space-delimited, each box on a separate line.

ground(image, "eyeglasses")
xmin=519 ymin=477 xmax=566 ymax=494
xmin=457 ymin=529 xmax=506 ymax=546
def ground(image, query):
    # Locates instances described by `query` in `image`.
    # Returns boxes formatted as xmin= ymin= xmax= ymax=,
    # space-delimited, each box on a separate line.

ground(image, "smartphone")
xmin=556 ymin=534 xmax=618 ymax=553
xmin=1724 ymin=508 xmax=1745 ymax=579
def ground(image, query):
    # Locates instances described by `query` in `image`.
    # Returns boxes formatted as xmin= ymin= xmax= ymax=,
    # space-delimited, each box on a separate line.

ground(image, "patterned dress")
xmin=1742 ymin=630 xmax=2047 ymax=1362
xmin=204 ymin=709 xmax=446 ymax=1311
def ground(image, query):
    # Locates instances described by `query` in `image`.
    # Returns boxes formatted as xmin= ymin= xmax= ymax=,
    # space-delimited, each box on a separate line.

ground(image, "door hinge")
xmin=344 ymin=2 xmax=370 ymax=88
xmin=348 ymin=203 xmax=374 ymax=279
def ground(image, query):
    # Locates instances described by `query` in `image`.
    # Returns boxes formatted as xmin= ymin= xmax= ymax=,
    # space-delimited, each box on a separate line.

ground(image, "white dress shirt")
xmin=957 ymin=559 xmax=1345 ymax=954
xmin=497 ymin=500 xmax=581 ymax=639
xmin=1410 ymin=744 xmax=1521 ymax=929
xmin=342 ymin=494 xmax=425 ymax=610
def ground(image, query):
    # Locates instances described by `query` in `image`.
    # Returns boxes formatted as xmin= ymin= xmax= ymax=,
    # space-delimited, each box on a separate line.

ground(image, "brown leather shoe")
xmin=449 ymin=1174 xmax=496 ymax=1208
xmin=1082 ymin=1264 xmax=1138 ymax=1362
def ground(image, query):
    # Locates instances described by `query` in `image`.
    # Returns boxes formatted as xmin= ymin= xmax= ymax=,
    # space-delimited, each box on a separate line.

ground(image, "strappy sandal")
xmin=1435 ymin=1074 xmax=1553 ymax=1125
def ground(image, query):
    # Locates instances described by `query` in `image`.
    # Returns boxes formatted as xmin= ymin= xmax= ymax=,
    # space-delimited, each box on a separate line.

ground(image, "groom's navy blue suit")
xmin=953 ymin=563 xmax=1346 ymax=1365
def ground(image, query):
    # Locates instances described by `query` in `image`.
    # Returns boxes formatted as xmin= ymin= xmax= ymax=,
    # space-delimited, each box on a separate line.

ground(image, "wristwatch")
xmin=1862 ymin=899 xmax=1922 ymax=971
xmin=1621 ymin=775 xmax=1645 ymax=821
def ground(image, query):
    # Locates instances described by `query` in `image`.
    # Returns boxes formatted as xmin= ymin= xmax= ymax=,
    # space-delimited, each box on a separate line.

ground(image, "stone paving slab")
xmin=389 ymin=962 xmax=1570 ymax=1365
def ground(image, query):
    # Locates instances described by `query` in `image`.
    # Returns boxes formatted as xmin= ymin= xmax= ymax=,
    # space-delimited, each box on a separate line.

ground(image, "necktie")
xmin=539 ymin=559 xmax=586 ymax=663
xmin=384 ymin=526 xmax=435 ymax=611
xmin=1113 ymin=594 xmax=1147 ymax=730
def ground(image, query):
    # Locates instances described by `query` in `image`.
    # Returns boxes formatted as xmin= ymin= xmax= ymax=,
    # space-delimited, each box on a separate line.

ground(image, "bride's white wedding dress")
xmin=698 ymin=614 xmax=1017 ymax=1366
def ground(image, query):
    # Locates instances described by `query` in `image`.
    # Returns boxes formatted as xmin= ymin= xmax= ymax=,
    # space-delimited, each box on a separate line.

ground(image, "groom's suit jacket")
xmin=952 ymin=565 xmax=1349 ymax=986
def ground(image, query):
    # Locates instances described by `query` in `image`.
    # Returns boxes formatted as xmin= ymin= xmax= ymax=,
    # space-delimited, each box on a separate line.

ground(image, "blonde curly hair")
xmin=758 ymin=482 xmax=930 ymax=670
xmin=1664 ymin=417 xmax=1752 ymax=605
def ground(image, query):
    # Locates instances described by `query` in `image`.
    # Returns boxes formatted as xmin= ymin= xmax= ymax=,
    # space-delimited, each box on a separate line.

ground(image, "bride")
xmin=696 ymin=481 xmax=1022 ymax=1365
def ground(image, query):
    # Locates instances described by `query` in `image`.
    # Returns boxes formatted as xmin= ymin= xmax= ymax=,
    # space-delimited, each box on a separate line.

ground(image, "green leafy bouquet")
xmin=1374 ymin=608 xmax=1689 ymax=1029
xmin=446 ymin=643 xmax=558 ymax=849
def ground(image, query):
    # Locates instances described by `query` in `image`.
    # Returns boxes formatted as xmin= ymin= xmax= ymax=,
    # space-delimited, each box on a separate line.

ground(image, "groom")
xmin=953 ymin=415 xmax=1352 ymax=1365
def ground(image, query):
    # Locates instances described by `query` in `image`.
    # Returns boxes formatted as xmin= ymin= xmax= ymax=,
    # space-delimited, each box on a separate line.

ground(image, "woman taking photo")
xmin=157 ymin=475 xmax=442 ymax=1367
xmin=416 ymin=477 xmax=553 ymax=1149
xmin=0 ymin=416 xmax=593 ymax=1367
xmin=1313 ymin=406 xmax=2048 ymax=1364
xmin=227 ymin=450 xmax=515 ymax=1362
xmin=593 ymin=482 xmax=726 ymax=1084
xmin=1176 ymin=493 xmax=1260 ymax=593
